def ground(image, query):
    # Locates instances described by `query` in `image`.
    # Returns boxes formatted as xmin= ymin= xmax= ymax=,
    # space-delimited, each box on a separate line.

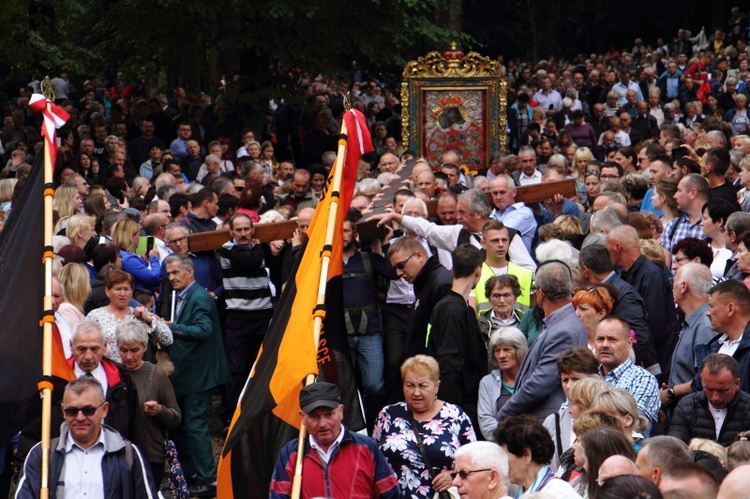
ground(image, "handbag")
xmin=406 ymin=411 xmax=459 ymax=499
xmin=154 ymin=342 xmax=175 ymax=376
xmin=164 ymin=432 xmax=191 ymax=499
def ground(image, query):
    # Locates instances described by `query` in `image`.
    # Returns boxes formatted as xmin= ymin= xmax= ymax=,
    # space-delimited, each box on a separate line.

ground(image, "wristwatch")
xmin=666 ymin=387 xmax=676 ymax=400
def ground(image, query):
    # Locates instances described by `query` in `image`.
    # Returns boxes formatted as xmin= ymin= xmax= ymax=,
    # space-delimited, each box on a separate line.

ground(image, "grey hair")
xmin=676 ymin=262 xmax=712 ymax=296
xmin=535 ymin=261 xmax=573 ymax=301
xmin=518 ymin=145 xmax=535 ymax=156
xmin=401 ymin=197 xmax=428 ymax=217
xmin=726 ymin=212 xmax=750 ymax=236
xmin=641 ymin=436 xmax=692 ymax=472
xmin=458 ymin=188 xmax=492 ymax=218
xmin=205 ymin=154 xmax=221 ymax=164
xmin=63 ymin=376 xmax=105 ymax=405
xmin=164 ymin=253 xmax=194 ymax=271
xmin=356 ymin=178 xmax=381 ymax=197
xmin=454 ymin=441 xmax=509 ymax=484
xmin=598 ymin=190 xmax=628 ymax=206
xmin=536 ymin=239 xmax=573 ymax=263
xmin=582 ymin=232 xmax=606 ymax=248
xmin=164 ymin=222 xmax=189 ymax=239
xmin=549 ymin=154 xmax=568 ymax=170
xmin=590 ymin=210 xmax=622 ymax=234
xmin=489 ymin=327 xmax=529 ymax=365
xmin=473 ymin=175 xmax=490 ymax=189
xmin=491 ymin=150 xmax=508 ymax=162
xmin=71 ymin=320 xmax=105 ymax=345
xmin=498 ymin=174 xmax=516 ymax=189
xmin=116 ymin=317 xmax=149 ymax=347
xmin=706 ymin=130 xmax=727 ymax=147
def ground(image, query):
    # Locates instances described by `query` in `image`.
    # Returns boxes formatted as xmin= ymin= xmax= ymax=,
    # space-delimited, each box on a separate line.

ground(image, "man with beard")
xmin=341 ymin=209 xmax=397 ymax=424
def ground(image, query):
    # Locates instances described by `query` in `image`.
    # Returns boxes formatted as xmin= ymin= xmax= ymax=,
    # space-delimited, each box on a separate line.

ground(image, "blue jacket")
xmin=498 ymin=304 xmax=588 ymax=421
xmin=269 ymin=427 xmax=401 ymax=499
xmin=15 ymin=423 xmax=155 ymax=499
xmin=120 ymin=250 xmax=160 ymax=291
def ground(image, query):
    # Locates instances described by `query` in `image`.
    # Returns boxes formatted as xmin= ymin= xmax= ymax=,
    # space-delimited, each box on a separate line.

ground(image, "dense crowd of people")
xmin=6 ymin=9 xmax=750 ymax=499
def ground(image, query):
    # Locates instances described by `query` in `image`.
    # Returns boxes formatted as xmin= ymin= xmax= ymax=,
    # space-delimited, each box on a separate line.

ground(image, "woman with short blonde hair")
xmin=374 ymin=355 xmax=476 ymax=498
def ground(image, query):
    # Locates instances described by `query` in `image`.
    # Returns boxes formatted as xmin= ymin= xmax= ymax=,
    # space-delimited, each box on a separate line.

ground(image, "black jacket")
xmin=404 ymin=256 xmax=452 ymax=359
xmin=621 ymin=255 xmax=680 ymax=376
xmin=605 ymin=274 xmax=660 ymax=372
xmin=668 ymin=389 xmax=750 ymax=446
xmin=426 ymin=290 xmax=488 ymax=427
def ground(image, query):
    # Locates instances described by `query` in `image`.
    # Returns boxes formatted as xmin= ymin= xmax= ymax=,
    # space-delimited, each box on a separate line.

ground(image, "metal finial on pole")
xmin=40 ymin=77 xmax=55 ymax=103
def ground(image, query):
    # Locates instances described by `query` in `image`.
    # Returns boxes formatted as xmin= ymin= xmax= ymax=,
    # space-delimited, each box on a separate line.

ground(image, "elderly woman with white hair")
xmin=452 ymin=441 xmax=513 ymax=499
xmin=477 ymin=327 xmax=529 ymax=440
xmin=116 ymin=318 xmax=181 ymax=487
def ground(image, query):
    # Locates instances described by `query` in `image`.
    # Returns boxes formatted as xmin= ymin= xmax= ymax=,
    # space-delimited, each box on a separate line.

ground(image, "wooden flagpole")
xmin=290 ymin=117 xmax=350 ymax=499
xmin=38 ymin=78 xmax=56 ymax=499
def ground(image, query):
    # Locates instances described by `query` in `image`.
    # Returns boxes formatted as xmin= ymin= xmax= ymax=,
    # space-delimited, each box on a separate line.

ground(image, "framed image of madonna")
xmin=401 ymin=44 xmax=507 ymax=171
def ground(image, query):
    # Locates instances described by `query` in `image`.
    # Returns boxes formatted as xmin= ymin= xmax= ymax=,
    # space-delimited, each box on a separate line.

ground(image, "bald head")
xmin=296 ymin=207 xmax=315 ymax=235
xmin=411 ymin=162 xmax=431 ymax=182
xmin=607 ymin=225 xmax=640 ymax=249
xmin=598 ymin=455 xmax=639 ymax=485
xmin=718 ymin=464 xmax=750 ymax=499
xmin=607 ymin=203 xmax=629 ymax=221
xmin=606 ymin=225 xmax=641 ymax=270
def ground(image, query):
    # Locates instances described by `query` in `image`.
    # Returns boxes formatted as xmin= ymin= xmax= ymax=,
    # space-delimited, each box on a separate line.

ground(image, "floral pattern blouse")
xmin=86 ymin=307 xmax=173 ymax=363
xmin=373 ymin=401 xmax=476 ymax=499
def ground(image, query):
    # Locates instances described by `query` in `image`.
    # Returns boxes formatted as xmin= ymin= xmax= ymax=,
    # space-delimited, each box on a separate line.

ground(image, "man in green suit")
xmin=165 ymin=254 xmax=231 ymax=498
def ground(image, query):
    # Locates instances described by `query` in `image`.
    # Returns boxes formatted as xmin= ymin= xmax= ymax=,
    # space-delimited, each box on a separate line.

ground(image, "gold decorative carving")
xmin=401 ymin=81 xmax=410 ymax=148
xmin=401 ymin=45 xmax=508 ymax=162
xmin=402 ymin=45 xmax=503 ymax=79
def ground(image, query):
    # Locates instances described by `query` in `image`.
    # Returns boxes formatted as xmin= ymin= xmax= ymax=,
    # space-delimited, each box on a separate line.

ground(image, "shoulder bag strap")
xmin=406 ymin=411 xmax=436 ymax=480
xmin=554 ymin=412 xmax=564 ymax=462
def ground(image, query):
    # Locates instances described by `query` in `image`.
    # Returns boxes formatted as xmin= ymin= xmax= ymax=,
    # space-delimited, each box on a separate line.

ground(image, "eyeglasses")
xmin=450 ymin=469 xmax=492 ymax=480
xmin=673 ymin=255 xmax=691 ymax=263
xmin=394 ymin=252 xmax=417 ymax=270
xmin=167 ymin=236 xmax=187 ymax=245
xmin=491 ymin=292 xmax=515 ymax=301
xmin=585 ymin=170 xmax=600 ymax=176
xmin=63 ymin=401 xmax=105 ymax=418
xmin=530 ymin=284 xmax=541 ymax=293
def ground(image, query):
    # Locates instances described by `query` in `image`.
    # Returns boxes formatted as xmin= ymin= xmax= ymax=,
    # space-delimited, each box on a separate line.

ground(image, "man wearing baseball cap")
xmin=269 ymin=382 xmax=402 ymax=498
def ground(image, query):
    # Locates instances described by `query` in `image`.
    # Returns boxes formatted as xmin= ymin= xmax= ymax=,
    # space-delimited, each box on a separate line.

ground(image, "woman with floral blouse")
xmin=373 ymin=355 xmax=476 ymax=498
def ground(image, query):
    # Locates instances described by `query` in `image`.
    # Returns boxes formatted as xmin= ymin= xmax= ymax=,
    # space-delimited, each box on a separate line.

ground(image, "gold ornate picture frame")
xmin=401 ymin=45 xmax=507 ymax=171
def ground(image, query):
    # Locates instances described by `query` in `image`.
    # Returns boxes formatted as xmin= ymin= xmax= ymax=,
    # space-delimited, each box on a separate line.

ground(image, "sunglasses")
xmin=450 ymin=469 xmax=492 ymax=480
xmin=394 ymin=252 xmax=417 ymax=270
xmin=62 ymin=400 xmax=106 ymax=417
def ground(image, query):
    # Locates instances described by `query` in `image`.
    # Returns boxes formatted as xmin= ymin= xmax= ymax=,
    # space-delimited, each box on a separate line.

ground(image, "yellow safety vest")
xmin=474 ymin=261 xmax=533 ymax=315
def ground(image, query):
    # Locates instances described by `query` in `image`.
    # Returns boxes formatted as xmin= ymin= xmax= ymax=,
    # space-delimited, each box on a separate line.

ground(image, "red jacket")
xmin=269 ymin=427 xmax=401 ymax=498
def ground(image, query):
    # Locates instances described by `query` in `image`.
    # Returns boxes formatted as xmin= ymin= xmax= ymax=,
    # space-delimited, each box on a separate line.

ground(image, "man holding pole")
xmin=269 ymin=382 xmax=401 ymax=499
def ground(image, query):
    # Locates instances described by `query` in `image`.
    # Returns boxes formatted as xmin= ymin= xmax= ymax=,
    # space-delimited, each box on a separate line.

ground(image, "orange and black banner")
xmin=217 ymin=109 xmax=371 ymax=498
xmin=0 ymin=151 xmax=74 ymax=446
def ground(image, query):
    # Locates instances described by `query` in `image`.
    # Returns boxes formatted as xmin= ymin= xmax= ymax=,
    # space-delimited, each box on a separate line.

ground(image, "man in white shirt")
xmin=512 ymin=146 xmax=543 ymax=186
xmin=612 ymin=70 xmax=644 ymax=107
xmin=533 ymin=76 xmax=562 ymax=117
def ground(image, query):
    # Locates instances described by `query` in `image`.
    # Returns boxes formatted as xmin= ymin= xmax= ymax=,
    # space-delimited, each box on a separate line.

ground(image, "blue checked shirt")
xmin=600 ymin=358 xmax=660 ymax=423
xmin=661 ymin=213 xmax=704 ymax=253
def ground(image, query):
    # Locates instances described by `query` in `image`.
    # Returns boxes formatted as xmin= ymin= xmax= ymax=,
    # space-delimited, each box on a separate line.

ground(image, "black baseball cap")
xmin=299 ymin=382 xmax=342 ymax=413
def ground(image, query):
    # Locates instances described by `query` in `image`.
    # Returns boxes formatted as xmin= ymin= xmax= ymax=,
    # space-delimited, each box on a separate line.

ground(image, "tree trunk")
xmin=448 ymin=0 xmax=463 ymax=32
